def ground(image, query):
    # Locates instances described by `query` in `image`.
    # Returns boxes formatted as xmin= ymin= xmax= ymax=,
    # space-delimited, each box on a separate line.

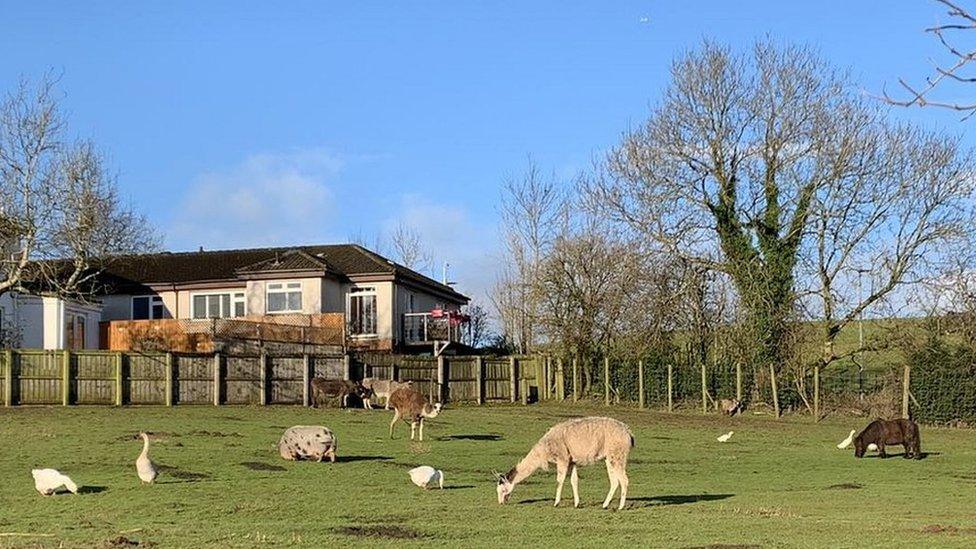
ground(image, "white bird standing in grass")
xmin=136 ymin=432 xmax=159 ymax=484
xmin=408 ymin=466 xmax=444 ymax=489
xmin=717 ymin=431 xmax=734 ymax=443
xmin=31 ymin=469 xmax=78 ymax=496
xmin=837 ymin=429 xmax=856 ymax=449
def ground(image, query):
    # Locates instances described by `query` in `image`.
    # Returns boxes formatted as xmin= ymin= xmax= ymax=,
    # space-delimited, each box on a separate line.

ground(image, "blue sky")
xmin=1 ymin=1 xmax=972 ymax=302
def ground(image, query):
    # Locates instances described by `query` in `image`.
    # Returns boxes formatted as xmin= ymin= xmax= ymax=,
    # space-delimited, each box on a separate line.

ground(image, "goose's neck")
xmin=140 ymin=434 xmax=150 ymax=458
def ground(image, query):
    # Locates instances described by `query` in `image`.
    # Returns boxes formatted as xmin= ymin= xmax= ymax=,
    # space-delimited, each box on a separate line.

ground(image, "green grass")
xmin=1 ymin=403 xmax=975 ymax=548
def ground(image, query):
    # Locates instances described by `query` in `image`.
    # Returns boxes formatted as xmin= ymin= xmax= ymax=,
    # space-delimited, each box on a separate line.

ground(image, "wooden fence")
xmin=0 ymin=350 xmax=541 ymax=407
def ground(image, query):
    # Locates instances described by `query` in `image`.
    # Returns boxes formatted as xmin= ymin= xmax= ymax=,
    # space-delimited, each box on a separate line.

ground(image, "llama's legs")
xmin=419 ymin=418 xmax=425 ymax=442
xmin=570 ymin=464 xmax=580 ymax=508
xmin=389 ymin=409 xmax=401 ymax=439
xmin=616 ymin=465 xmax=629 ymax=510
xmin=410 ymin=420 xmax=417 ymax=440
xmin=554 ymin=461 xmax=568 ymax=507
xmin=602 ymin=459 xmax=620 ymax=509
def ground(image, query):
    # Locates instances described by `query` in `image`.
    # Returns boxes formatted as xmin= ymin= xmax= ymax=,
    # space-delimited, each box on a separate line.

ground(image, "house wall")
xmin=392 ymin=283 xmax=463 ymax=344
xmin=245 ymin=278 xmax=322 ymax=316
xmin=0 ymin=293 xmax=100 ymax=349
xmin=0 ymin=292 xmax=43 ymax=348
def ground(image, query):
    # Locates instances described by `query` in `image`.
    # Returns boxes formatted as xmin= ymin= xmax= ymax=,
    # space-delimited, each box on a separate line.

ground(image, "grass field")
xmin=1 ymin=403 xmax=975 ymax=548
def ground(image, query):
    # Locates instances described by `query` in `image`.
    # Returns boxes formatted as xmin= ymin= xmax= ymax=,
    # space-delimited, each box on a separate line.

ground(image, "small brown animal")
xmin=310 ymin=378 xmax=371 ymax=408
xmin=388 ymin=387 xmax=442 ymax=441
xmin=854 ymin=418 xmax=921 ymax=459
xmin=717 ymin=398 xmax=741 ymax=416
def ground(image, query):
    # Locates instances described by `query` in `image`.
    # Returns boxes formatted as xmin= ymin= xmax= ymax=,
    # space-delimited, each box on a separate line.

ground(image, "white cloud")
xmin=168 ymin=148 xmax=343 ymax=249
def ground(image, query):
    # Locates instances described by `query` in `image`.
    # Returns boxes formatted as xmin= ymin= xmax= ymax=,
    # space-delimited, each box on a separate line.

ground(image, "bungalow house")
xmin=1 ymin=244 xmax=469 ymax=353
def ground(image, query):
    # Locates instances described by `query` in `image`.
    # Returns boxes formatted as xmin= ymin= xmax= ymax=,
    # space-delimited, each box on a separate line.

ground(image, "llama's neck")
xmin=508 ymin=447 xmax=545 ymax=486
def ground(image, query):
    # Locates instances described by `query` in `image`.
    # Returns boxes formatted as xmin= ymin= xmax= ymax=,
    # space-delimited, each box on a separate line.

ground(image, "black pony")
xmin=854 ymin=418 xmax=921 ymax=459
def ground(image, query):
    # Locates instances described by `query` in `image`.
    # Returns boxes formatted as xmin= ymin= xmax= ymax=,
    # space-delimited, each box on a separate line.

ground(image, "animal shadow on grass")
xmin=436 ymin=434 xmax=503 ymax=442
xmin=240 ymin=461 xmax=286 ymax=472
xmin=624 ymin=494 xmax=734 ymax=508
xmin=156 ymin=465 xmax=212 ymax=483
xmin=78 ymin=485 xmax=108 ymax=494
xmin=440 ymin=485 xmax=475 ymax=490
xmin=863 ymin=451 xmax=939 ymax=460
xmin=335 ymin=455 xmax=392 ymax=464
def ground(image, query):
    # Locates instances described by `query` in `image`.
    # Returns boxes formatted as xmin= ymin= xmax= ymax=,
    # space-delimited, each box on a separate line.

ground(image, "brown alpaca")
xmin=388 ymin=387 xmax=442 ymax=441
xmin=310 ymin=378 xmax=370 ymax=408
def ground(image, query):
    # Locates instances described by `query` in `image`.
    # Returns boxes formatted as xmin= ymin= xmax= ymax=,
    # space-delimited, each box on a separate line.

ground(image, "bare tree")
xmin=587 ymin=40 xmax=976 ymax=375
xmin=462 ymin=303 xmax=492 ymax=349
xmin=0 ymin=77 xmax=158 ymax=302
xmin=390 ymin=222 xmax=433 ymax=274
xmin=882 ymin=0 xmax=976 ymax=118
xmin=492 ymin=160 xmax=565 ymax=353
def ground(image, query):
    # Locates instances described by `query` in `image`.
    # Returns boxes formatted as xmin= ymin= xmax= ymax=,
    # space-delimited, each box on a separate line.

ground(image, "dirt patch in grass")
xmin=826 ymin=483 xmax=863 ymax=490
xmin=334 ymin=525 xmax=427 ymax=540
xmin=116 ymin=432 xmax=177 ymax=441
xmin=921 ymin=524 xmax=976 ymax=535
xmin=189 ymin=430 xmax=242 ymax=438
xmin=240 ymin=461 xmax=286 ymax=472
xmin=102 ymin=535 xmax=156 ymax=548
xmin=684 ymin=545 xmax=760 ymax=549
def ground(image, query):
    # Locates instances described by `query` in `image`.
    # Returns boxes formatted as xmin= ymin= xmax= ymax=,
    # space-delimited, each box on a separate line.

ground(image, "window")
xmin=348 ymin=287 xmax=377 ymax=336
xmin=191 ymin=292 xmax=245 ymax=319
xmin=267 ymin=282 xmax=302 ymax=313
xmin=132 ymin=296 xmax=165 ymax=320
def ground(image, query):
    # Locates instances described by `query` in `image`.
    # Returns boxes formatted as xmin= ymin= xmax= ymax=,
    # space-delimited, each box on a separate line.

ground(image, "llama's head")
xmin=426 ymin=402 xmax=443 ymax=418
xmin=494 ymin=471 xmax=514 ymax=504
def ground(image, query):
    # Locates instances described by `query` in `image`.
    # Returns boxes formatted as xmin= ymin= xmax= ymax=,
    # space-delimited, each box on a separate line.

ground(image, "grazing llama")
xmin=136 ymin=432 xmax=159 ymax=484
xmin=388 ymin=387 xmax=442 ymax=441
xmin=495 ymin=416 xmax=634 ymax=510
xmin=361 ymin=378 xmax=413 ymax=409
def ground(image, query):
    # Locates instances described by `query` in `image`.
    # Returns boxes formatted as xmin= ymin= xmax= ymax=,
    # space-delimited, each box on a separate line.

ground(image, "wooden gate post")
xmin=735 ymin=361 xmax=742 ymax=403
xmin=115 ymin=352 xmax=124 ymax=406
xmin=813 ymin=364 xmax=820 ymax=422
xmin=260 ymin=352 xmax=269 ymax=406
xmin=437 ymin=355 xmax=447 ymax=404
xmin=509 ymin=357 xmax=517 ymax=403
xmin=770 ymin=364 xmax=780 ymax=419
xmin=213 ymin=352 xmax=221 ymax=406
xmin=475 ymin=356 xmax=484 ymax=405
xmin=604 ymin=357 xmax=610 ymax=406
xmin=701 ymin=359 xmax=708 ymax=414
xmin=572 ymin=357 xmax=579 ymax=402
xmin=902 ymin=364 xmax=911 ymax=419
xmin=638 ymin=359 xmax=645 ymax=409
xmin=165 ymin=352 xmax=174 ymax=406
xmin=667 ymin=363 xmax=673 ymax=412
xmin=62 ymin=350 xmax=71 ymax=406
xmin=302 ymin=354 xmax=311 ymax=407
xmin=3 ymin=349 xmax=12 ymax=407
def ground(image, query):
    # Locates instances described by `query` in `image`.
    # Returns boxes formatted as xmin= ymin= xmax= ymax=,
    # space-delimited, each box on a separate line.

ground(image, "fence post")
xmin=572 ymin=357 xmax=579 ymax=402
xmin=302 ymin=354 xmax=311 ymax=407
xmin=509 ymin=357 xmax=517 ymax=404
xmin=62 ymin=350 xmax=71 ymax=406
xmin=4 ymin=349 xmax=13 ymax=407
xmin=165 ymin=352 xmax=174 ymax=406
xmin=475 ymin=356 xmax=484 ymax=405
xmin=638 ymin=359 xmax=645 ymax=409
xmin=260 ymin=352 xmax=269 ymax=406
xmin=213 ymin=352 xmax=221 ymax=406
xmin=343 ymin=354 xmax=351 ymax=381
xmin=701 ymin=359 xmax=708 ymax=414
xmin=735 ymin=361 xmax=742 ymax=403
xmin=536 ymin=355 xmax=546 ymax=401
xmin=667 ymin=363 xmax=673 ymax=412
xmin=813 ymin=364 xmax=820 ymax=422
xmin=115 ymin=352 xmax=124 ymax=406
xmin=604 ymin=357 xmax=610 ymax=406
xmin=902 ymin=364 xmax=911 ymax=419
xmin=770 ymin=364 xmax=780 ymax=419
xmin=391 ymin=364 xmax=399 ymax=382
xmin=437 ymin=355 xmax=447 ymax=404
xmin=556 ymin=357 xmax=565 ymax=400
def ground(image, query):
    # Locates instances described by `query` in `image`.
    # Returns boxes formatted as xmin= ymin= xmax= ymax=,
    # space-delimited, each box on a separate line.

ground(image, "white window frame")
xmin=190 ymin=291 xmax=246 ymax=319
xmin=132 ymin=295 xmax=165 ymax=320
xmin=266 ymin=281 xmax=303 ymax=314
xmin=347 ymin=286 xmax=378 ymax=338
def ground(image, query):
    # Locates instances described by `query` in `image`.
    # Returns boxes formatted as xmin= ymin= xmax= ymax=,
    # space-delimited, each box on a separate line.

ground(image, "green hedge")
xmin=910 ymin=338 xmax=976 ymax=425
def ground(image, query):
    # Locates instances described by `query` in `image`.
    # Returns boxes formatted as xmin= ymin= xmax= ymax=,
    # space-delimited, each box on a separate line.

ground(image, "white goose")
xmin=837 ymin=429 xmax=856 ymax=449
xmin=408 ymin=466 xmax=444 ymax=490
xmin=716 ymin=431 xmax=734 ymax=443
xmin=136 ymin=433 xmax=159 ymax=484
xmin=31 ymin=469 xmax=78 ymax=496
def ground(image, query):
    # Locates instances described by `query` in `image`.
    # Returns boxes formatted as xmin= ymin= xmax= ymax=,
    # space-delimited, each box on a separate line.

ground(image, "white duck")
xmin=717 ymin=431 xmax=734 ymax=443
xmin=408 ymin=466 xmax=444 ymax=490
xmin=837 ymin=429 xmax=856 ymax=449
xmin=31 ymin=469 xmax=78 ymax=496
xmin=136 ymin=432 xmax=159 ymax=484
